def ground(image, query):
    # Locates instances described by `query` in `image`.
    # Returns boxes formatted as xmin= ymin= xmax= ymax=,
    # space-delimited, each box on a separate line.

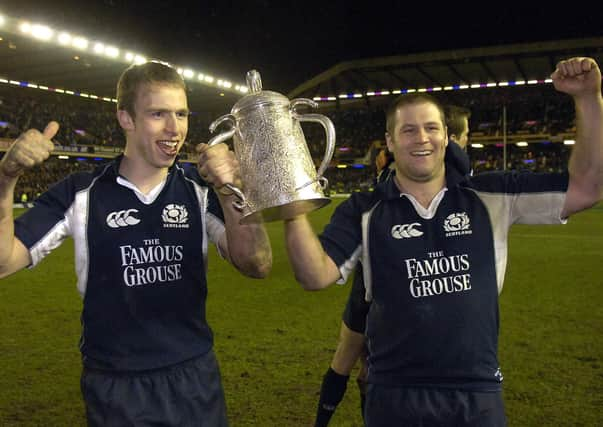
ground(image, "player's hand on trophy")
xmin=0 ymin=121 xmax=59 ymax=179
xmin=551 ymin=57 xmax=602 ymax=99
xmin=196 ymin=142 xmax=243 ymax=195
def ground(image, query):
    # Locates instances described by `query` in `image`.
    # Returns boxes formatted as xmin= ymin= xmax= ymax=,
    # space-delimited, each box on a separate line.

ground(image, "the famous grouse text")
xmin=405 ymin=250 xmax=471 ymax=298
xmin=120 ymin=239 xmax=183 ymax=287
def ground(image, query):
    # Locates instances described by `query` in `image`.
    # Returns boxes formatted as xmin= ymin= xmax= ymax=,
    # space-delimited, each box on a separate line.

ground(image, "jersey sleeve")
xmin=14 ymin=176 xmax=76 ymax=267
xmin=319 ymin=193 xmax=372 ymax=283
xmin=468 ymin=170 xmax=569 ymax=225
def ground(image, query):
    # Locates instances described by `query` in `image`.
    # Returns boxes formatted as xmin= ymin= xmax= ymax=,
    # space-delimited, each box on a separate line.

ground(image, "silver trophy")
xmin=208 ymin=70 xmax=336 ymax=224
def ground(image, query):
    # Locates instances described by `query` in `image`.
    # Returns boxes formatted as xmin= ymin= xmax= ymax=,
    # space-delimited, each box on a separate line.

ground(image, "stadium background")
xmin=0 ymin=1 xmax=602 ymax=425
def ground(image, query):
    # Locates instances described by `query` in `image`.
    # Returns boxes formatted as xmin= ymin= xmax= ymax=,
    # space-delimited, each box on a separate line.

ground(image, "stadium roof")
xmin=288 ymin=38 xmax=603 ymax=108
xmin=0 ymin=21 xmax=242 ymax=114
xmin=1 ymin=9 xmax=602 ymax=116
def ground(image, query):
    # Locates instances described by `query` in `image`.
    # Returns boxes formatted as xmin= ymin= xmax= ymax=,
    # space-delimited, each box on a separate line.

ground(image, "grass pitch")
xmin=0 ymin=202 xmax=601 ymax=426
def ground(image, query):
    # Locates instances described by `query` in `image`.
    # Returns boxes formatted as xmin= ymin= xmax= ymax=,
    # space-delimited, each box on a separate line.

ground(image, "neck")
xmin=393 ymin=170 xmax=446 ymax=209
xmin=119 ymin=155 xmax=168 ymax=194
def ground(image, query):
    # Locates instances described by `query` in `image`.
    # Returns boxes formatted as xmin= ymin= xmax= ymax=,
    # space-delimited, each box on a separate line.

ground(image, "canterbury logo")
xmin=106 ymin=209 xmax=141 ymax=228
xmin=391 ymin=223 xmax=423 ymax=239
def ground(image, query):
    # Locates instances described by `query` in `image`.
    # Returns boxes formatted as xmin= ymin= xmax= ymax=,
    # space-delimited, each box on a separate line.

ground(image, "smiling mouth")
xmin=157 ymin=140 xmax=180 ymax=155
xmin=411 ymin=150 xmax=432 ymax=156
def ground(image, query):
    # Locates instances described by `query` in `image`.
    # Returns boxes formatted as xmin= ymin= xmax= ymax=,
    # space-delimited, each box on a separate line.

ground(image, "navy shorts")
xmin=81 ymin=350 xmax=228 ymax=427
xmin=365 ymin=384 xmax=506 ymax=427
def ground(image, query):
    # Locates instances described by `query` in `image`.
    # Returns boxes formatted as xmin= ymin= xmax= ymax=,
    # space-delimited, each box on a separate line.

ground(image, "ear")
xmin=117 ymin=109 xmax=135 ymax=131
xmin=385 ymin=132 xmax=394 ymax=152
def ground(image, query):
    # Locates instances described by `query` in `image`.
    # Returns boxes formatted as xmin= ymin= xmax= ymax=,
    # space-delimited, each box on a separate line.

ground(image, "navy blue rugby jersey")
xmin=14 ymin=157 xmax=226 ymax=371
xmin=320 ymin=167 xmax=568 ymax=390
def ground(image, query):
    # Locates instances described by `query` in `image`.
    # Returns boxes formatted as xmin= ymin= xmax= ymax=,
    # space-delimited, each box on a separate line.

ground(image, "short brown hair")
xmin=385 ymin=93 xmax=446 ymax=134
xmin=116 ymin=61 xmax=186 ymax=118
xmin=445 ymin=105 xmax=471 ymax=137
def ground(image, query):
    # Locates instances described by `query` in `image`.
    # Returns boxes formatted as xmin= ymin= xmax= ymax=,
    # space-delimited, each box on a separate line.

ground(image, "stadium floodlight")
xmin=338 ymin=94 xmax=348 ymax=99
xmin=72 ymin=36 xmax=88 ymax=50
xmin=431 ymin=87 xmax=442 ymax=92
xmin=444 ymin=86 xmax=453 ymax=91
xmin=240 ymin=86 xmax=248 ymax=93
xmin=353 ymin=93 xmax=363 ymax=98
xmin=459 ymin=85 xmax=469 ymax=90
xmin=125 ymin=52 xmax=134 ymax=61
xmin=406 ymin=89 xmax=416 ymax=93
xmin=470 ymin=84 xmax=481 ymax=89
xmin=134 ymin=55 xmax=146 ymax=64
xmin=204 ymin=75 xmax=214 ymax=83
xmin=9 ymin=80 xmax=20 ymax=85
xmin=366 ymin=91 xmax=376 ymax=96
xmin=471 ymin=143 xmax=484 ymax=148
xmin=544 ymin=78 xmax=553 ymax=83
xmin=515 ymin=80 xmax=526 ymax=85
xmin=487 ymin=83 xmax=497 ymax=88
xmin=327 ymin=96 xmax=336 ymax=101
xmin=223 ymin=81 xmax=232 ymax=88
xmin=58 ymin=32 xmax=72 ymax=45
xmin=563 ymin=140 xmax=575 ymax=145
xmin=19 ymin=22 xmax=31 ymax=34
xmin=31 ymin=24 xmax=53 ymax=41
xmin=104 ymin=46 xmax=119 ymax=58
xmin=392 ymin=89 xmax=401 ymax=94
xmin=418 ymin=88 xmax=427 ymax=93
xmin=39 ymin=85 xmax=48 ymax=90
xmin=58 ymin=155 xmax=69 ymax=160
xmin=0 ymin=78 xmax=8 ymax=83
xmin=0 ymin=15 xmax=5 ymax=26
xmin=27 ymin=83 xmax=37 ymax=88
xmin=183 ymin=69 xmax=194 ymax=79
xmin=198 ymin=73 xmax=205 ymax=81
xmin=93 ymin=42 xmax=105 ymax=54
xmin=528 ymin=80 xmax=538 ymax=85
xmin=498 ymin=81 xmax=509 ymax=87
xmin=516 ymin=141 xmax=528 ymax=147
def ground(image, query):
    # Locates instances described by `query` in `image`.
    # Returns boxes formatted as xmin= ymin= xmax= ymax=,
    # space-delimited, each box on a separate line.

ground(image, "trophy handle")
xmin=207 ymin=114 xmax=247 ymax=212
xmin=291 ymin=98 xmax=336 ymax=184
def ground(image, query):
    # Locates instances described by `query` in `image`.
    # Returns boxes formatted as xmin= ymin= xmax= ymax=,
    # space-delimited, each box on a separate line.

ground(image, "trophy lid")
xmin=231 ymin=70 xmax=290 ymax=115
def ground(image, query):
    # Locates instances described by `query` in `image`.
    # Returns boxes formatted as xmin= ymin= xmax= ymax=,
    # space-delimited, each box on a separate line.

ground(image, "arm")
xmin=0 ymin=122 xmax=58 ymax=279
xmin=197 ymin=143 xmax=272 ymax=278
xmin=284 ymin=215 xmax=341 ymax=290
xmin=552 ymin=57 xmax=603 ymax=217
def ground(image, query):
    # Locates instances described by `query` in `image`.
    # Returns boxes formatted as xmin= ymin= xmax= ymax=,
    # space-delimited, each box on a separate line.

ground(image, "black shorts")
xmin=342 ymin=263 xmax=371 ymax=333
xmin=365 ymin=384 xmax=506 ymax=427
xmin=81 ymin=350 xmax=228 ymax=427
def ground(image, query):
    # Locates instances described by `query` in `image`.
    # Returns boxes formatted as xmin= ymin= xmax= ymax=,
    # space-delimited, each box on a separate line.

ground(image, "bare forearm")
xmin=569 ymin=94 xmax=603 ymax=194
xmin=219 ymin=194 xmax=272 ymax=278
xmin=284 ymin=215 xmax=339 ymax=290
xmin=0 ymin=173 xmax=18 ymax=268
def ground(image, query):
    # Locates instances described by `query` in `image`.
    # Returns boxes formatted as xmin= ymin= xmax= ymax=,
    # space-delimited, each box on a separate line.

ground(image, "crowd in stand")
xmin=1 ymin=82 xmax=577 ymax=202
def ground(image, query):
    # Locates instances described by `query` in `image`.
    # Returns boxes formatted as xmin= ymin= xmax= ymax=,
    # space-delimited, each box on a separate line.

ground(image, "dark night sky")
xmin=2 ymin=1 xmax=602 ymax=93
